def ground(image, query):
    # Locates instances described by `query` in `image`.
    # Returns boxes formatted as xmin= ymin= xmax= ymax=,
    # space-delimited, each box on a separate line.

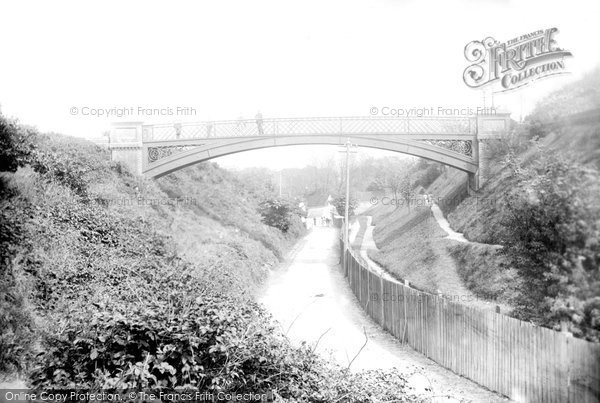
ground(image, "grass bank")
xmin=366 ymin=174 xmax=502 ymax=312
xmin=368 ymin=68 xmax=600 ymax=341
xmin=0 ymin=117 xmax=416 ymax=401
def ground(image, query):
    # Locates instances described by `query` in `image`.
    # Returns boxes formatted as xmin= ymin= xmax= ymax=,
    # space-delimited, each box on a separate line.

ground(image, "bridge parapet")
xmin=142 ymin=116 xmax=477 ymax=142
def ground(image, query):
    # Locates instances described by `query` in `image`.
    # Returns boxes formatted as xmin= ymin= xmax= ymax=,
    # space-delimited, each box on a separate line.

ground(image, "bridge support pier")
xmin=108 ymin=122 xmax=144 ymax=175
xmin=468 ymin=172 xmax=478 ymax=193
xmin=468 ymin=140 xmax=492 ymax=192
xmin=472 ymin=113 xmax=511 ymax=191
xmin=477 ymin=139 xmax=493 ymax=188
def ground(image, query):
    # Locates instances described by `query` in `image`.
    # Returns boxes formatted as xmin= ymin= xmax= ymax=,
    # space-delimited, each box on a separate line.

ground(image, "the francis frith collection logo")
xmin=463 ymin=28 xmax=572 ymax=92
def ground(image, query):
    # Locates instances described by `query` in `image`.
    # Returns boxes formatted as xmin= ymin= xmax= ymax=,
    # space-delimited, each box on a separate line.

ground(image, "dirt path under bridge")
xmin=259 ymin=226 xmax=509 ymax=402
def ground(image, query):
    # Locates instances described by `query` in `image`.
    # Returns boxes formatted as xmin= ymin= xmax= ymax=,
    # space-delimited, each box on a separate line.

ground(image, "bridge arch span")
xmin=108 ymin=114 xmax=511 ymax=189
xmin=143 ymin=135 xmax=478 ymax=179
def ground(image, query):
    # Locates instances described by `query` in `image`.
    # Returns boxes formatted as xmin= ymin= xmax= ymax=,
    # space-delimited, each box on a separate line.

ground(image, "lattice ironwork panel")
xmin=274 ymin=118 xmax=341 ymax=135
xmin=341 ymin=118 xmax=408 ymax=134
xmin=420 ymin=140 xmax=473 ymax=157
xmin=409 ymin=118 xmax=474 ymax=134
xmin=340 ymin=117 xmax=474 ymax=135
xmin=147 ymin=145 xmax=199 ymax=163
xmin=209 ymin=120 xmax=268 ymax=137
xmin=140 ymin=116 xmax=477 ymax=142
xmin=144 ymin=124 xmax=216 ymax=141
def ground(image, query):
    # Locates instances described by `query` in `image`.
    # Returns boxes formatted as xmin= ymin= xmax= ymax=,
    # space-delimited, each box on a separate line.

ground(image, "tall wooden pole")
xmin=344 ymin=139 xmax=351 ymax=250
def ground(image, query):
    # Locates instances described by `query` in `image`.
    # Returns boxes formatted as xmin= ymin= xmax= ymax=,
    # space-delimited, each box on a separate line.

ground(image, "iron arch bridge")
xmin=108 ymin=114 xmax=510 ymax=190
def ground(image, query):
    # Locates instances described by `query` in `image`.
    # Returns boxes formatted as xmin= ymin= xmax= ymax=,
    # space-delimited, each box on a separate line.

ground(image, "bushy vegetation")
xmin=364 ymin=70 xmax=600 ymax=332
xmin=258 ymin=197 xmax=305 ymax=235
xmin=444 ymin=71 xmax=600 ymax=340
xmin=331 ymin=195 xmax=357 ymax=218
xmin=500 ymin=153 xmax=600 ymax=339
xmin=0 ymin=118 xmax=34 ymax=172
xmin=412 ymin=160 xmax=443 ymax=190
xmin=0 ymin=115 xmax=415 ymax=400
xmin=448 ymin=141 xmax=600 ymax=340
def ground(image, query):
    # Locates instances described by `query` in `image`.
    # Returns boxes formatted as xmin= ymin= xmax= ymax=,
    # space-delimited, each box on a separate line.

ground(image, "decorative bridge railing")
xmin=140 ymin=116 xmax=478 ymax=142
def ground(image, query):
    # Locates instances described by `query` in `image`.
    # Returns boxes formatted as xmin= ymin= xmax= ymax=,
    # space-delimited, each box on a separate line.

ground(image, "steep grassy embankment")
xmin=369 ymin=68 xmax=600 ymax=341
xmin=0 ymin=117 xmax=416 ymax=401
xmin=366 ymin=169 xmax=506 ymax=312
xmin=445 ymin=70 xmax=600 ymax=340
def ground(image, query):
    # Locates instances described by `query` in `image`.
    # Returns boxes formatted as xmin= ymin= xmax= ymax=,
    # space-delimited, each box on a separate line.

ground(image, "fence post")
xmin=380 ymin=276 xmax=385 ymax=326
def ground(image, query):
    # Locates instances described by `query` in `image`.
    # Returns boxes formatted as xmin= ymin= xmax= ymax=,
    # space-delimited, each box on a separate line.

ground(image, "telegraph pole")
xmin=344 ymin=140 xmax=351 ymax=249
xmin=338 ymin=139 xmax=357 ymax=250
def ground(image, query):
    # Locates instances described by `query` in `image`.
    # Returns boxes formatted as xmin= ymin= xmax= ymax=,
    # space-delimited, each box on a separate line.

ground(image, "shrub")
xmin=413 ymin=163 xmax=442 ymax=189
xmin=485 ymin=128 xmax=531 ymax=167
xmin=366 ymin=178 xmax=386 ymax=192
xmin=0 ymin=116 xmax=35 ymax=173
xmin=0 ymin=117 xmax=37 ymax=373
xmin=331 ymin=195 xmax=357 ymax=218
xmin=501 ymin=154 xmax=600 ymax=340
xmin=258 ymin=198 xmax=300 ymax=233
xmin=30 ymin=293 xmax=415 ymax=400
xmin=30 ymin=295 xmax=289 ymax=392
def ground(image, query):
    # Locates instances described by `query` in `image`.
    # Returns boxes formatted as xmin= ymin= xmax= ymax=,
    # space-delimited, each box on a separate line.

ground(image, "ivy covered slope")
xmin=447 ymin=68 xmax=600 ymax=341
xmin=0 ymin=118 xmax=415 ymax=401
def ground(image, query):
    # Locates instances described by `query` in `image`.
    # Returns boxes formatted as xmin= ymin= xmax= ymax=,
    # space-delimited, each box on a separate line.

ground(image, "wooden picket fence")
xmin=341 ymin=245 xmax=600 ymax=402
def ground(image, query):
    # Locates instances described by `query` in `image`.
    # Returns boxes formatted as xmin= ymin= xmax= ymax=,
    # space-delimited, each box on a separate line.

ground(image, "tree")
xmin=385 ymin=161 xmax=415 ymax=211
xmin=257 ymin=197 xmax=300 ymax=233
xmin=366 ymin=177 xmax=386 ymax=193
xmin=332 ymin=195 xmax=358 ymax=218
xmin=413 ymin=161 xmax=443 ymax=189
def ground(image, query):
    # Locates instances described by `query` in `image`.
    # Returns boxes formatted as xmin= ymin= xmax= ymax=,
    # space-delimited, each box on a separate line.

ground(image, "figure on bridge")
xmin=255 ymin=111 xmax=264 ymax=135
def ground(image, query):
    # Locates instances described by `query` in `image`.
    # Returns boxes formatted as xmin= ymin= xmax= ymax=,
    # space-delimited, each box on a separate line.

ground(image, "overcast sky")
xmin=1 ymin=0 xmax=598 ymax=168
